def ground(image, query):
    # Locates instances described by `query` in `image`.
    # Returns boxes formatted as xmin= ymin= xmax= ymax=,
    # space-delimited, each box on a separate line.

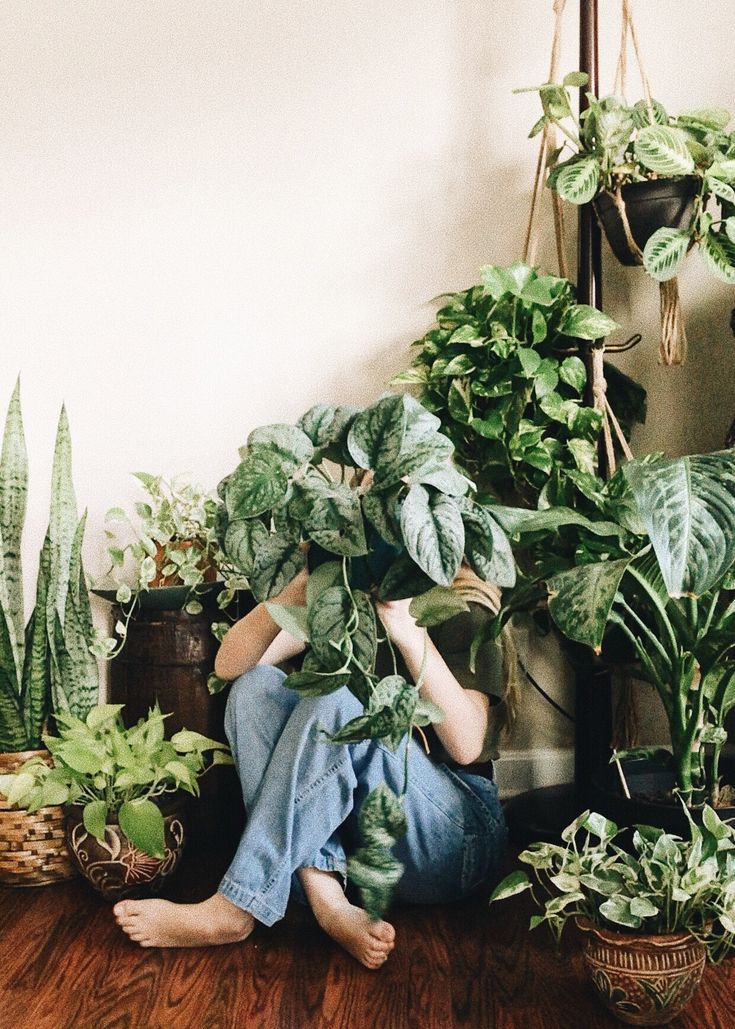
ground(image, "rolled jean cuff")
xmin=218 ymin=875 xmax=284 ymax=928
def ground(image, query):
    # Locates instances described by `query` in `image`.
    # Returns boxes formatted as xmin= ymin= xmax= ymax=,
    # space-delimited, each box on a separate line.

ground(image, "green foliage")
xmin=520 ymin=74 xmax=735 ymax=285
xmin=490 ymin=807 xmax=735 ymax=963
xmin=394 ymin=263 xmax=644 ymax=506
xmin=497 ymin=448 xmax=735 ymax=807
xmin=216 ymin=393 xmax=515 ymax=916
xmin=0 ymin=381 xmax=99 ymax=752
xmin=0 ymin=703 xmax=231 ymax=858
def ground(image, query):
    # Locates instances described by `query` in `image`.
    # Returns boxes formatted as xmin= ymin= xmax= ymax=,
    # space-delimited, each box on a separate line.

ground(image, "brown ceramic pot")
xmin=64 ymin=798 xmax=187 ymax=901
xmin=576 ymin=917 xmax=706 ymax=1026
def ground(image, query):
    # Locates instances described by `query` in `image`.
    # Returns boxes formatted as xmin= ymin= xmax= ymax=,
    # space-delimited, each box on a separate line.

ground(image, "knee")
xmin=291 ymin=685 xmax=364 ymax=735
xmin=224 ymin=665 xmax=288 ymax=732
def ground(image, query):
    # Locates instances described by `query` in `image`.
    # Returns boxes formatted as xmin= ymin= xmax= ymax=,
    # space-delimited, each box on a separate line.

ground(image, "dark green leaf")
xmin=250 ymin=535 xmax=306 ymax=602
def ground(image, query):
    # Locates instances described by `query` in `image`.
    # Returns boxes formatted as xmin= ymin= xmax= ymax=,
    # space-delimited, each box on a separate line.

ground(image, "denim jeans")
xmin=217 ymin=665 xmax=508 ymax=927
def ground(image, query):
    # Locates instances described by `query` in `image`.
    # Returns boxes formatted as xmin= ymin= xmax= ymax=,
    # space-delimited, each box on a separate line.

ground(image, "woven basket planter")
xmin=0 ymin=749 xmax=77 ymax=887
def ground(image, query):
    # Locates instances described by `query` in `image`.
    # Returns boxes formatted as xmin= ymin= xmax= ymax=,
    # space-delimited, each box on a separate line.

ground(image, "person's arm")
xmin=375 ymin=597 xmax=490 ymax=766
xmin=214 ymin=570 xmax=308 ymax=680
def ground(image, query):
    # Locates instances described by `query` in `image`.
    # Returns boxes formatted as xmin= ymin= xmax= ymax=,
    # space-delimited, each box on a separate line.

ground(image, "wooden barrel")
xmin=108 ymin=606 xmax=245 ymax=851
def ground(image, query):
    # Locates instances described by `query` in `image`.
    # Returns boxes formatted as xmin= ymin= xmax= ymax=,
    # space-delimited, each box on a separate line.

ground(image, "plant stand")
xmin=108 ymin=607 xmax=245 ymax=852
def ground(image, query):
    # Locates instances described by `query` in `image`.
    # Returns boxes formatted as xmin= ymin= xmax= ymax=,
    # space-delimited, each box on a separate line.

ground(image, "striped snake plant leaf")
xmin=548 ymin=557 xmax=633 ymax=652
xmin=46 ymin=405 xmax=78 ymax=643
xmin=634 ymin=125 xmax=695 ymax=176
xmin=50 ymin=609 xmax=71 ymax=717
xmin=642 ymin=227 xmax=690 ymax=282
xmin=68 ymin=511 xmax=96 ymax=650
xmin=0 ymin=379 xmax=28 ymax=669
xmin=55 ymin=584 xmax=98 ymax=720
xmin=0 ymin=664 xmax=25 ymax=751
xmin=623 ymin=451 xmax=735 ymax=597
xmin=21 ymin=537 xmax=52 ymax=749
xmin=554 ymin=154 xmax=600 ymax=205
xmin=699 ymin=230 xmax=735 ymax=285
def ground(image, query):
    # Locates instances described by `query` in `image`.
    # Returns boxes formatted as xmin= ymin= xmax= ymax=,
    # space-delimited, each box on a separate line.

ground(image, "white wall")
xmin=1 ymin=1 xmax=733 ymax=745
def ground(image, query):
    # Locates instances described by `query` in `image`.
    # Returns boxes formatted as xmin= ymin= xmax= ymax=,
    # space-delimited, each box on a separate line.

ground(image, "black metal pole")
xmin=575 ymin=0 xmax=612 ymax=797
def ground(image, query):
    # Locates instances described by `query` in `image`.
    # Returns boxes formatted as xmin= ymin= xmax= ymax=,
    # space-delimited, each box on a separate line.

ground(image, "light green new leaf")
xmin=634 ymin=125 xmax=695 ymax=176
xmin=548 ymin=557 xmax=632 ymax=651
xmin=400 ymin=485 xmax=464 ymax=587
xmin=83 ymin=799 xmax=109 ymax=843
xmin=559 ymin=304 xmax=618 ymax=341
xmin=643 ymin=227 xmax=690 ymax=282
xmin=119 ymin=798 xmax=166 ymax=859
xmin=624 ymin=451 xmax=735 ymax=596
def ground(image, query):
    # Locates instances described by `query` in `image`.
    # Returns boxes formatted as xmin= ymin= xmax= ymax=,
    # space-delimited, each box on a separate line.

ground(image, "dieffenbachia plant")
xmin=494 ymin=449 xmax=735 ymax=809
xmin=0 ymin=381 xmax=100 ymax=753
xmin=215 ymin=393 xmax=517 ymax=917
xmin=393 ymin=262 xmax=645 ymax=506
xmin=519 ymin=72 xmax=735 ymax=285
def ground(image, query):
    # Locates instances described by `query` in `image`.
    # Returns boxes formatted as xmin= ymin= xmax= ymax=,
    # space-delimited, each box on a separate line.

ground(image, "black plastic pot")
xmin=594 ymin=177 xmax=699 ymax=266
xmin=592 ymin=757 xmax=735 ymax=837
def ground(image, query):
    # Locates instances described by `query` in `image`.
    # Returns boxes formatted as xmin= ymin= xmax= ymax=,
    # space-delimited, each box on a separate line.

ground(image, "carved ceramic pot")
xmin=64 ymin=801 xmax=186 ymax=901
xmin=576 ymin=918 xmax=706 ymax=1026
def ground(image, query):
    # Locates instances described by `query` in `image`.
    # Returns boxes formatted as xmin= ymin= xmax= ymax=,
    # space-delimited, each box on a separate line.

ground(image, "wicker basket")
xmin=0 ymin=749 xmax=77 ymax=887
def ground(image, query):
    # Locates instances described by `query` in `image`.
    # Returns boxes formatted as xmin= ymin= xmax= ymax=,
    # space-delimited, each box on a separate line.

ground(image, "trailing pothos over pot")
xmin=215 ymin=393 xmax=516 ymax=917
xmin=492 ymin=447 xmax=735 ymax=813
xmin=519 ymin=71 xmax=735 ymax=364
xmin=393 ymin=262 xmax=645 ymax=507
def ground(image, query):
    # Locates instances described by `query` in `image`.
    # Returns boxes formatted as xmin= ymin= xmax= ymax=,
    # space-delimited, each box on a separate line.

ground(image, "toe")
xmin=370 ymin=921 xmax=395 ymax=943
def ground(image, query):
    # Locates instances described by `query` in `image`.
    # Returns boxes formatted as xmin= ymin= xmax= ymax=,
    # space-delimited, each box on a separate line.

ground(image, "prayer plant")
xmin=393 ymin=262 xmax=645 ymax=506
xmin=215 ymin=393 xmax=517 ymax=917
xmin=492 ymin=448 xmax=735 ymax=810
xmin=520 ymin=73 xmax=735 ymax=285
xmin=490 ymin=807 xmax=735 ymax=963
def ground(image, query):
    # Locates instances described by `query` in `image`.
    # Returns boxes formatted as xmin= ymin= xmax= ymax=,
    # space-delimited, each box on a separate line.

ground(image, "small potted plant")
xmin=216 ymin=392 xmax=516 ymax=917
xmin=392 ymin=261 xmax=645 ymax=506
xmin=0 ymin=380 xmax=100 ymax=887
xmin=0 ymin=703 xmax=232 ymax=900
xmin=490 ymin=807 xmax=735 ymax=1025
xmin=518 ymin=73 xmax=735 ymax=362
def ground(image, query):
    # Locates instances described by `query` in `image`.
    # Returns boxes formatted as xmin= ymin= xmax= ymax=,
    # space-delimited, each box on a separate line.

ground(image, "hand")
xmin=375 ymin=597 xmax=423 ymax=649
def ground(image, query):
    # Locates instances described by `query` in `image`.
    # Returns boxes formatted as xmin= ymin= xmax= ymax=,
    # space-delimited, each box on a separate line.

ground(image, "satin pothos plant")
xmin=215 ymin=393 xmax=516 ymax=917
xmin=493 ymin=448 xmax=735 ymax=810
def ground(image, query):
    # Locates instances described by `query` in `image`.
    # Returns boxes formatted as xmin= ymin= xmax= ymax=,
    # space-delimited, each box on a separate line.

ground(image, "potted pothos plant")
xmin=490 ymin=807 xmax=735 ymax=1025
xmin=0 ymin=380 xmax=100 ymax=887
xmin=393 ymin=261 xmax=645 ymax=506
xmin=520 ymin=73 xmax=735 ymax=283
xmin=0 ymin=703 xmax=232 ymax=900
xmin=215 ymin=392 xmax=516 ymax=916
xmin=492 ymin=447 xmax=735 ymax=825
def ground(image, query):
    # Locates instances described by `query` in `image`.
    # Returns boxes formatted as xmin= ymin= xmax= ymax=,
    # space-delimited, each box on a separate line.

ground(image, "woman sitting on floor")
xmin=114 ymin=566 xmax=508 ymax=968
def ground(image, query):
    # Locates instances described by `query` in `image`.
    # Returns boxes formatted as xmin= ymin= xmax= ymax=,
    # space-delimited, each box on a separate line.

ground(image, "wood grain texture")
xmin=0 ymin=847 xmax=732 ymax=1029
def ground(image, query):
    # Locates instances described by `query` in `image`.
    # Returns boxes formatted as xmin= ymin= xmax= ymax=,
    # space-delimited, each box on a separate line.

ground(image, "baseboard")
xmin=494 ymin=747 xmax=575 ymax=800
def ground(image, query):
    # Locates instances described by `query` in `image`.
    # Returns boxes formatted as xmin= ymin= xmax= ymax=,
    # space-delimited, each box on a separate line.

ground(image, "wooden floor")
xmin=1 ymin=845 xmax=733 ymax=1029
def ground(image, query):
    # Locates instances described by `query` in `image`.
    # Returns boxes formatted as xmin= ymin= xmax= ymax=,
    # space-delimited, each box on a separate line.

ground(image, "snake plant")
xmin=0 ymin=380 xmax=99 ymax=753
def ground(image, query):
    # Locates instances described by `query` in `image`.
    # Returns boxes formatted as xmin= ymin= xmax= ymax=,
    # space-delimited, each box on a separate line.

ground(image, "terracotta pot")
xmin=64 ymin=798 xmax=187 ymax=901
xmin=594 ymin=177 xmax=699 ymax=266
xmin=0 ymin=749 xmax=77 ymax=887
xmin=576 ymin=917 xmax=706 ymax=1026
xmin=151 ymin=541 xmax=218 ymax=588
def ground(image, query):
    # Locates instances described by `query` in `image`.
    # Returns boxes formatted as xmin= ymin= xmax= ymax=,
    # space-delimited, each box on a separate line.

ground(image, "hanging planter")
xmin=594 ymin=177 xmax=699 ymax=266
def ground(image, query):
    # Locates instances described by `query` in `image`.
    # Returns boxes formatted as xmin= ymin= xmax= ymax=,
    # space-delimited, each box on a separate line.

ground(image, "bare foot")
xmin=113 ymin=892 xmax=254 ymax=948
xmin=297 ymin=867 xmax=395 ymax=970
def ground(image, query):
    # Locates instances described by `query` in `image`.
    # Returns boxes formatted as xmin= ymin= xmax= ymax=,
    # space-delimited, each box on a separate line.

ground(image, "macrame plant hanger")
xmin=611 ymin=0 xmax=688 ymax=365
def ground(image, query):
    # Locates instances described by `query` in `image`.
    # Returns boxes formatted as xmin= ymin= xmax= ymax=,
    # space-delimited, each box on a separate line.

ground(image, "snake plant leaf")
xmin=246 ymin=423 xmax=314 ymax=474
xmin=634 ymin=125 xmax=695 ymax=176
xmin=226 ymin=450 xmax=289 ymax=519
xmin=347 ymin=395 xmax=407 ymax=471
xmin=47 ymin=406 xmax=78 ymax=636
xmin=0 ymin=378 xmax=27 ymax=663
xmin=461 ymin=501 xmax=516 ymax=587
xmin=249 ymin=534 xmax=306 ymax=603
xmin=400 ymin=485 xmax=464 ymax=587
xmin=548 ymin=557 xmax=633 ymax=651
xmin=699 ymin=230 xmax=735 ymax=285
xmin=54 ymin=580 xmax=98 ymax=722
xmin=0 ymin=665 xmax=25 ymax=751
xmin=642 ymin=227 xmax=690 ymax=282
xmin=21 ymin=537 xmax=52 ymax=748
xmin=554 ymin=154 xmax=600 ymax=205
xmin=624 ymin=451 xmax=735 ymax=597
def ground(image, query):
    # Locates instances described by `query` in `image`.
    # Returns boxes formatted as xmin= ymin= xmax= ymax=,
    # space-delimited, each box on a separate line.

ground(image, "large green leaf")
xmin=362 ymin=487 xmax=403 ymax=547
xmin=307 ymin=586 xmax=376 ymax=674
xmin=302 ymin=482 xmax=368 ymax=557
xmin=548 ymin=557 xmax=632 ymax=650
xmin=297 ymin=404 xmax=358 ymax=456
xmin=634 ymin=125 xmax=695 ymax=176
xmin=559 ymin=304 xmax=618 ymax=341
xmin=347 ymin=784 xmax=407 ymax=920
xmin=378 ymin=552 xmax=435 ymax=601
xmin=245 ymin=423 xmax=314 ymax=472
xmin=554 ymin=154 xmax=600 ymax=205
xmin=624 ymin=452 xmax=735 ymax=597
xmin=249 ymin=535 xmax=306 ymax=602
xmin=409 ymin=587 xmax=469 ymax=627
xmin=491 ymin=505 xmax=627 ymax=540
xmin=347 ymin=395 xmax=407 ymax=470
xmin=226 ymin=451 xmax=289 ymax=519
xmin=461 ymin=501 xmax=516 ymax=587
xmin=223 ymin=517 xmax=269 ymax=576
xmin=400 ymin=485 xmax=464 ymax=586
xmin=118 ymin=798 xmax=166 ymax=859
xmin=643 ymin=227 xmax=690 ymax=282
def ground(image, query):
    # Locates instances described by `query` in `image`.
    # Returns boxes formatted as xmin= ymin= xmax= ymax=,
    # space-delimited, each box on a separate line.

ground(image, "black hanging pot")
xmin=594 ymin=176 xmax=699 ymax=266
